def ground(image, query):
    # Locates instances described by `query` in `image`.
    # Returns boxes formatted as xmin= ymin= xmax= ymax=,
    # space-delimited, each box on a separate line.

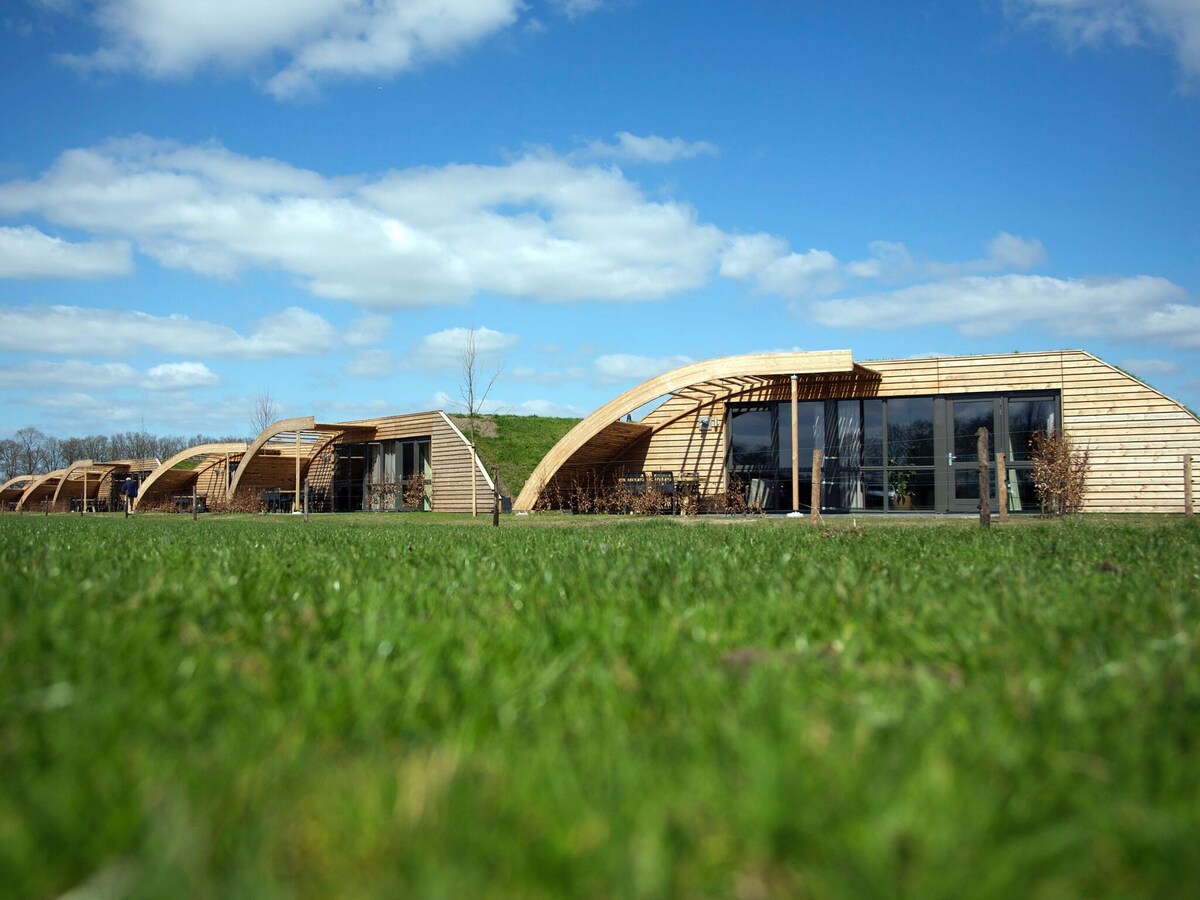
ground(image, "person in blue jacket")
xmin=122 ymin=476 xmax=137 ymax=514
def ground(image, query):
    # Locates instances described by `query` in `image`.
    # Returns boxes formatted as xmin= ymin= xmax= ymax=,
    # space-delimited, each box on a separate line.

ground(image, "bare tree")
xmin=0 ymin=438 xmax=22 ymax=482
xmin=251 ymin=391 xmax=280 ymax=437
xmin=12 ymin=427 xmax=48 ymax=476
xmin=457 ymin=325 xmax=501 ymax=442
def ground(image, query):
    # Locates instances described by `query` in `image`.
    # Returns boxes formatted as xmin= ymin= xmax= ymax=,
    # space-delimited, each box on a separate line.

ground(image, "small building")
xmin=515 ymin=349 xmax=1200 ymax=514
xmin=135 ymin=410 xmax=494 ymax=514
xmin=14 ymin=458 xmax=159 ymax=512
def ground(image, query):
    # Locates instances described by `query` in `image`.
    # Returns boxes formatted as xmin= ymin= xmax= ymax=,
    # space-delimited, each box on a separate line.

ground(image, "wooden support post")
xmin=791 ymin=374 xmax=800 ymax=513
xmin=978 ymin=427 xmax=991 ymax=528
xmin=303 ymin=477 xmax=310 ymax=523
xmin=996 ymin=452 xmax=1008 ymax=523
xmin=811 ymin=449 xmax=822 ymax=524
xmin=1186 ymin=455 xmax=1194 ymax=516
xmin=493 ymin=467 xmax=500 ymax=528
xmin=192 ymin=481 xmax=198 ymax=521
xmin=295 ymin=430 xmax=302 ymax=512
xmin=81 ymin=470 xmax=86 ymax=516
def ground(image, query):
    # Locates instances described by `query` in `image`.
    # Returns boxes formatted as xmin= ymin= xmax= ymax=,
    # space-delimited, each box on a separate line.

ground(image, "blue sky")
xmin=2 ymin=0 xmax=1199 ymax=439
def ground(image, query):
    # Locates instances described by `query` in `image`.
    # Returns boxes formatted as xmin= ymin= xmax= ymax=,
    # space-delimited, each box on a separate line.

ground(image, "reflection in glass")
xmin=860 ymin=470 xmax=884 ymax=511
xmin=1007 ymin=398 xmax=1056 ymax=462
xmin=826 ymin=401 xmax=863 ymax=509
xmin=888 ymin=398 xmax=935 ymax=466
xmin=1007 ymin=468 xmax=1039 ymax=512
xmin=955 ymin=468 xmax=996 ymax=502
xmin=730 ymin=406 xmax=775 ymax=474
xmin=863 ymin=399 xmax=884 ymax=467
xmin=778 ymin=402 xmax=823 ymax=474
xmin=953 ymin=400 xmax=993 ymax=461
xmin=908 ymin=469 xmax=936 ymax=510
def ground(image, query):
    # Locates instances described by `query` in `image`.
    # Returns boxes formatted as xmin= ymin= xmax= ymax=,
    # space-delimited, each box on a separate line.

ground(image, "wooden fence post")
xmin=996 ymin=452 xmax=1008 ymax=523
xmin=978 ymin=427 xmax=990 ymax=528
xmin=493 ymin=467 xmax=500 ymax=528
xmin=811 ymin=449 xmax=822 ymax=524
xmin=1186 ymin=455 xmax=1193 ymax=516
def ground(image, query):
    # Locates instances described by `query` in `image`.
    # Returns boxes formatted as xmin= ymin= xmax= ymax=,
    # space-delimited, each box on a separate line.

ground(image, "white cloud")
xmin=548 ymin=0 xmax=609 ymax=19
xmin=0 ymin=304 xmax=337 ymax=359
xmin=1005 ymin=0 xmax=1200 ymax=82
xmin=344 ymin=313 xmax=391 ymax=347
xmin=55 ymin=0 xmax=525 ymax=98
xmin=409 ymin=326 xmax=519 ymax=369
xmin=0 ymin=358 xmax=217 ymax=390
xmin=811 ymin=273 xmax=1200 ymax=347
xmin=0 ymin=136 xmax=728 ymax=306
xmin=594 ymin=353 xmax=694 ymax=384
xmin=581 ymin=132 xmax=719 ymax=163
xmin=429 ymin=388 xmax=580 ymax=417
xmin=719 ymin=234 xmax=841 ymax=296
xmin=846 ymin=232 xmax=1045 ymax=282
xmin=144 ymin=361 xmax=219 ymax=389
xmin=0 ymin=225 xmax=132 ymax=279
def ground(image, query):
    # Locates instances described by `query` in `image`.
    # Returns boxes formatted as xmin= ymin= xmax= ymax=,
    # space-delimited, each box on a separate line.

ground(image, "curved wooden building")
xmin=133 ymin=410 xmax=494 ymax=514
xmin=515 ymin=349 xmax=1200 ymax=514
xmin=14 ymin=458 xmax=159 ymax=512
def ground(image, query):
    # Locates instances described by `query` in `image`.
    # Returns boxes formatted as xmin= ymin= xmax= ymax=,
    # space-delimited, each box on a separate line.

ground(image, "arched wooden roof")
xmin=0 ymin=474 xmax=35 ymax=493
xmin=0 ymin=474 xmax=35 ymax=506
xmin=227 ymin=417 xmax=316 ymax=499
xmin=50 ymin=458 xmax=98 ymax=507
xmin=514 ymin=350 xmax=860 ymax=510
xmin=16 ymin=467 xmax=69 ymax=511
xmin=134 ymin=442 xmax=249 ymax=511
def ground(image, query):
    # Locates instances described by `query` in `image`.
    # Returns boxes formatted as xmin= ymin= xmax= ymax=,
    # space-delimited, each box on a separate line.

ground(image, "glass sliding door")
xmin=1004 ymin=396 xmax=1057 ymax=512
xmin=947 ymin=399 xmax=997 ymax=511
xmin=886 ymin=398 xmax=936 ymax=511
xmin=825 ymin=400 xmax=863 ymax=511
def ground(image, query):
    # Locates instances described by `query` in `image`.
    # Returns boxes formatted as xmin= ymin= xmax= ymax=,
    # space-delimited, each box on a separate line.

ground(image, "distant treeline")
xmin=0 ymin=427 xmax=248 ymax=483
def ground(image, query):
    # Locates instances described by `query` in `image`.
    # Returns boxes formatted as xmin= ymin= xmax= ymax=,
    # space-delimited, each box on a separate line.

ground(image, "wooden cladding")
xmin=518 ymin=349 xmax=1200 ymax=514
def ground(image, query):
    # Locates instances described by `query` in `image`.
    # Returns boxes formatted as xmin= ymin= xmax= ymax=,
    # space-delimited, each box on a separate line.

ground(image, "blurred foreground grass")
xmin=1 ymin=513 xmax=1198 ymax=898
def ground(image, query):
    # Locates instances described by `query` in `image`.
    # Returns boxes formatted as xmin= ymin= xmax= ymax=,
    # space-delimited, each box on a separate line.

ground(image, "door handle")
xmin=947 ymin=452 xmax=953 ymax=465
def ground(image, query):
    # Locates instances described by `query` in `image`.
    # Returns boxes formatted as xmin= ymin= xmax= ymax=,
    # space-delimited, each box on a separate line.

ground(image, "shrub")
xmin=1030 ymin=429 xmax=1090 ymax=515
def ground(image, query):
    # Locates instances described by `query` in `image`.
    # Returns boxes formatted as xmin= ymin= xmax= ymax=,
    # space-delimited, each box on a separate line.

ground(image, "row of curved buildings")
xmin=5 ymin=349 xmax=1200 ymax=516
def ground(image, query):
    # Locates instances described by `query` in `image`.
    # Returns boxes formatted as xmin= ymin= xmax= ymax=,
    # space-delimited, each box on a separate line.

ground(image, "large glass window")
xmin=1007 ymin=398 xmax=1056 ymax=462
xmin=335 ymin=437 xmax=430 ymax=512
xmin=726 ymin=392 xmax=1056 ymax=514
xmin=889 ymin=398 xmax=935 ymax=467
xmin=729 ymin=406 xmax=775 ymax=475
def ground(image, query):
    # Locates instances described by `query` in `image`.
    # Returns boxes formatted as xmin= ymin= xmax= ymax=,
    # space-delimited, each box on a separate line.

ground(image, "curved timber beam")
xmin=50 ymin=459 xmax=96 ymax=508
xmin=227 ymin=416 xmax=316 ymax=500
xmin=514 ymin=350 xmax=855 ymax=510
xmin=0 ymin=474 xmax=35 ymax=494
xmin=134 ymin=442 xmax=249 ymax=511
xmin=17 ymin=467 xmax=68 ymax=511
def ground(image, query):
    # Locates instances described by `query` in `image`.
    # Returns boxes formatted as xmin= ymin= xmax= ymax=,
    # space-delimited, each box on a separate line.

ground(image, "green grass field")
xmin=2 ymin=513 xmax=1198 ymax=898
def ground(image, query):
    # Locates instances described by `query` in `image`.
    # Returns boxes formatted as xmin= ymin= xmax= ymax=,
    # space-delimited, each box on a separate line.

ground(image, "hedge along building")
xmin=134 ymin=410 xmax=494 ymax=514
xmin=515 ymin=349 xmax=1200 ymax=515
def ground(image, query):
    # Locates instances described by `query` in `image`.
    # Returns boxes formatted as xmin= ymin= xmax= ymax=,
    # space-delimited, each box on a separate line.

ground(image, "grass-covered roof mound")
xmin=450 ymin=413 xmax=579 ymax=499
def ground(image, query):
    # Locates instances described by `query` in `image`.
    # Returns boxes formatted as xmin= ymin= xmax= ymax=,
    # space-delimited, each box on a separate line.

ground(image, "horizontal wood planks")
xmin=521 ymin=349 xmax=1200 ymax=514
